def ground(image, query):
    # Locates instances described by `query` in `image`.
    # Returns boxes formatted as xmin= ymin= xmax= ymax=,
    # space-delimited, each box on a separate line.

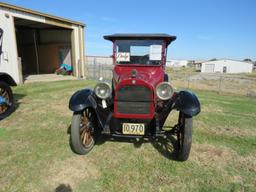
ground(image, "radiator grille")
xmin=116 ymin=85 xmax=152 ymax=114
xmin=117 ymin=85 xmax=151 ymax=101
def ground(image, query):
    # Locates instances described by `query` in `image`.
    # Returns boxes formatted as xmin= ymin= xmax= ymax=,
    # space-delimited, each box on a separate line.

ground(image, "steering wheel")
xmin=138 ymin=54 xmax=149 ymax=64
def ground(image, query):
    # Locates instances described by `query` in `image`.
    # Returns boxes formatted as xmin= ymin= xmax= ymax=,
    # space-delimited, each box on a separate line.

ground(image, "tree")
xmin=243 ymin=58 xmax=252 ymax=63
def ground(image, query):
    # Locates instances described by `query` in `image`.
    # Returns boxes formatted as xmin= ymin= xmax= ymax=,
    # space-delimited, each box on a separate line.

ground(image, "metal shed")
xmin=0 ymin=2 xmax=86 ymax=84
xmin=201 ymin=59 xmax=253 ymax=74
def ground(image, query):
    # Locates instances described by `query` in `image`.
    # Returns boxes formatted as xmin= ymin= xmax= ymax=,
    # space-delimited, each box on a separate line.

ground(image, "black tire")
xmin=177 ymin=112 xmax=193 ymax=161
xmin=0 ymin=81 xmax=15 ymax=120
xmin=111 ymin=79 xmax=115 ymax=98
xmin=70 ymin=108 xmax=96 ymax=155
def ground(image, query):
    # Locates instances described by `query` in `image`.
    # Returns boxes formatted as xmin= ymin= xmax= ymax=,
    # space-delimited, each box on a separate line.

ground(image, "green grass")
xmin=245 ymin=71 xmax=256 ymax=78
xmin=0 ymin=80 xmax=255 ymax=192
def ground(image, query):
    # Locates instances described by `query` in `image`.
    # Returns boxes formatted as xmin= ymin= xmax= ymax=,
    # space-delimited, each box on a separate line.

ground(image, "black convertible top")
xmin=104 ymin=33 xmax=177 ymax=45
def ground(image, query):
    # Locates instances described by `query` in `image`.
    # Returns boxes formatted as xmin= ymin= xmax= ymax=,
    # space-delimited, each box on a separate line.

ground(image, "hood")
xmin=113 ymin=65 xmax=164 ymax=88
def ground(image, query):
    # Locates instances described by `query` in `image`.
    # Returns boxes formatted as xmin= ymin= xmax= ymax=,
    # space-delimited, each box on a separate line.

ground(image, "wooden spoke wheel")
xmin=70 ymin=108 xmax=96 ymax=155
xmin=79 ymin=110 xmax=94 ymax=148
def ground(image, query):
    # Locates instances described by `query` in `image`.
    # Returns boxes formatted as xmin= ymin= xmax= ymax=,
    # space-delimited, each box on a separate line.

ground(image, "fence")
xmin=169 ymin=72 xmax=256 ymax=97
xmin=85 ymin=57 xmax=113 ymax=81
xmin=86 ymin=63 xmax=113 ymax=81
xmin=85 ymin=61 xmax=256 ymax=97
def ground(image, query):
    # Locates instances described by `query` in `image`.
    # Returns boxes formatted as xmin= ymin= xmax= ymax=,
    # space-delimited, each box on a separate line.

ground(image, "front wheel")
xmin=70 ymin=108 xmax=96 ymax=155
xmin=0 ymin=81 xmax=15 ymax=120
xmin=176 ymin=112 xmax=193 ymax=161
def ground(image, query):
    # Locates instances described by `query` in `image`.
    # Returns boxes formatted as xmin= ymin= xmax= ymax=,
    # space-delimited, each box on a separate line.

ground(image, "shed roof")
xmin=203 ymin=59 xmax=253 ymax=66
xmin=0 ymin=2 xmax=85 ymax=27
xmin=104 ymin=33 xmax=177 ymax=45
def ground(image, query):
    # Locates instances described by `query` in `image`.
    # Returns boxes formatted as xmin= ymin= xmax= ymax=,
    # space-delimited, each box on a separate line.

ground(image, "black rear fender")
xmin=174 ymin=90 xmax=200 ymax=117
xmin=0 ymin=73 xmax=17 ymax=86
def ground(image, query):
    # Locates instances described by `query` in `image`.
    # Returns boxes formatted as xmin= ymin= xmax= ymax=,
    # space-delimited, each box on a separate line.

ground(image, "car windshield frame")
xmin=113 ymin=39 xmax=166 ymax=66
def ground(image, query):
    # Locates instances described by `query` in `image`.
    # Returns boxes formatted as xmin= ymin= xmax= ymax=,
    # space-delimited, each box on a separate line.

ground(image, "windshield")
xmin=115 ymin=40 xmax=164 ymax=65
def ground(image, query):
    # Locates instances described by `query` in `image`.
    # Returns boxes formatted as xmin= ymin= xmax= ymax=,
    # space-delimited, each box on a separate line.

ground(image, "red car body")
xmin=113 ymin=66 xmax=163 ymax=119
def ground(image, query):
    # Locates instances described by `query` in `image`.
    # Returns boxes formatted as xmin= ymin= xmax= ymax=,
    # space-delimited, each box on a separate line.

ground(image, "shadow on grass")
xmin=13 ymin=93 xmax=26 ymax=111
xmin=151 ymin=134 xmax=179 ymax=161
xmin=55 ymin=183 xmax=72 ymax=192
xmin=67 ymin=124 xmax=179 ymax=160
xmin=97 ymin=135 xmax=179 ymax=161
xmin=100 ymin=135 xmax=147 ymax=148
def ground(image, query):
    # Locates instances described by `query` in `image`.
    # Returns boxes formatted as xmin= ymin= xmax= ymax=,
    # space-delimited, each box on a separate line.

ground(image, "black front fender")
xmin=69 ymin=89 xmax=97 ymax=112
xmin=69 ymin=88 xmax=113 ymax=131
xmin=174 ymin=90 xmax=200 ymax=117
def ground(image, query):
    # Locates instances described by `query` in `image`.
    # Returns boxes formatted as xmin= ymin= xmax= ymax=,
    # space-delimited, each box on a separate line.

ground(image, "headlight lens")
xmin=94 ymin=82 xmax=111 ymax=99
xmin=156 ymin=82 xmax=173 ymax=100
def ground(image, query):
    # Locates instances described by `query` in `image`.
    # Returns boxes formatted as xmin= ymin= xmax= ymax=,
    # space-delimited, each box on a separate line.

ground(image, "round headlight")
xmin=94 ymin=82 xmax=111 ymax=99
xmin=156 ymin=82 xmax=174 ymax=100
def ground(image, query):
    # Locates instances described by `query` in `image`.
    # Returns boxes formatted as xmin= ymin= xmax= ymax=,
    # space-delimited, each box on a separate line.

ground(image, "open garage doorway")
xmin=14 ymin=18 xmax=74 ymax=80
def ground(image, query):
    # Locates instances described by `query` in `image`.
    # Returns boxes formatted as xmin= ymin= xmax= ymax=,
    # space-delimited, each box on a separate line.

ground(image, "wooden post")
xmin=218 ymin=75 xmax=222 ymax=94
xmin=17 ymin=57 xmax=23 ymax=84
xmin=187 ymin=73 xmax=190 ymax=89
xmin=93 ymin=58 xmax=96 ymax=80
xmin=33 ymin=30 xmax=39 ymax=74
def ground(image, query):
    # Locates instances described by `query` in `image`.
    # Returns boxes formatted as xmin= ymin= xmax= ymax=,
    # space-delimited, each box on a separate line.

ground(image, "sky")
xmin=3 ymin=0 xmax=256 ymax=60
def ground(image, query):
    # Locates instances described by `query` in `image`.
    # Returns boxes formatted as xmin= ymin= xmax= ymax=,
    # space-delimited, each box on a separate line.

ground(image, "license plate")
xmin=122 ymin=123 xmax=145 ymax=135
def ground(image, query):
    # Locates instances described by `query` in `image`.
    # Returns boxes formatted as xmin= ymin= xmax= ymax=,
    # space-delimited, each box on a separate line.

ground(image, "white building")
xmin=0 ymin=2 xmax=86 ymax=84
xmin=166 ymin=60 xmax=188 ymax=67
xmin=201 ymin=59 xmax=253 ymax=74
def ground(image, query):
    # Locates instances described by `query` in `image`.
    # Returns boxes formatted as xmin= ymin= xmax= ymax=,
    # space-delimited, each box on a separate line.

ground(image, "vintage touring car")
xmin=69 ymin=34 xmax=200 ymax=161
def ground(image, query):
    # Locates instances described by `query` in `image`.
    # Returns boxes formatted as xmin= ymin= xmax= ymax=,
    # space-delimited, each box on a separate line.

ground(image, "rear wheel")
xmin=176 ymin=112 xmax=193 ymax=161
xmin=70 ymin=108 xmax=96 ymax=155
xmin=0 ymin=81 xmax=14 ymax=120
